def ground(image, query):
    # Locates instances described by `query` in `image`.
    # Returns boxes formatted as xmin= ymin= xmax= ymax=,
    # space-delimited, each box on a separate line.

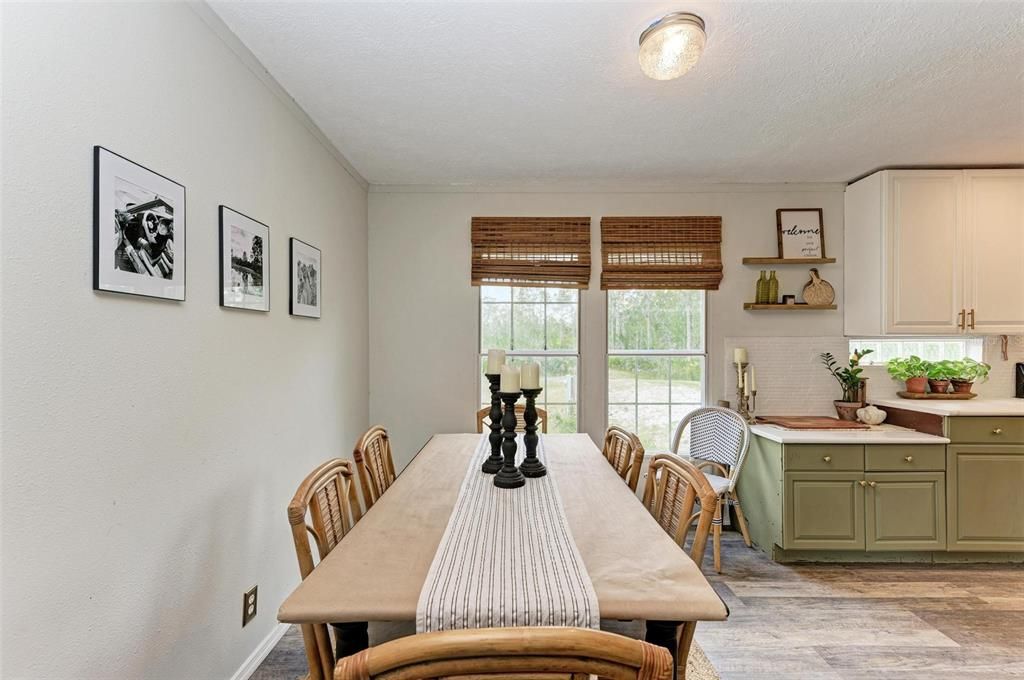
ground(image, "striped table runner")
xmin=415 ymin=434 xmax=600 ymax=633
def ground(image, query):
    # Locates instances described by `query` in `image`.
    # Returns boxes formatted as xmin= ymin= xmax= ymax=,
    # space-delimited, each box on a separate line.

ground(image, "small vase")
xmin=904 ymin=376 xmax=928 ymax=394
xmin=834 ymin=400 xmax=863 ymax=421
xmin=767 ymin=270 xmax=779 ymax=304
xmin=950 ymin=379 xmax=974 ymax=394
xmin=928 ymin=379 xmax=951 ymax=394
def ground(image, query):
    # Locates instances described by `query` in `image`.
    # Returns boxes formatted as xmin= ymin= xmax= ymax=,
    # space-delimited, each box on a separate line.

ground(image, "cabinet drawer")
xmin=948 ymin=417 xmax=1024 ymax=444
xmin=866 ymin=445 xmax=946 ymax=471
xmin=784 ymin=445 xmax=864 ymax=471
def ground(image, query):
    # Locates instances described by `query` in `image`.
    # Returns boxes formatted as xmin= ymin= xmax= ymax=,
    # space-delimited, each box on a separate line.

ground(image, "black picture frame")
xmin=289 ymin=237 xmax=322 ymax=318
xmin=776 ymin=208 xmax=825 ymax=259
xmin=93 ymin=146 xmax=186 ymax=301
xmin=219 ymin=206 xmax=271 ymax=312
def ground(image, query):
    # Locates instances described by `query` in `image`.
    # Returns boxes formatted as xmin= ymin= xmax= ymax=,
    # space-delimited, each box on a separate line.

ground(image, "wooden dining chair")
xmin=334 ymin=626 xmax=673 ymax=680
xmin=669 ymin=406 xmax=753 ymax=573
xmin=288 ymin=458 xmax=365 ymax=680
xmin=602 ymin=426 xmax=645 ymax=492
xmin=475 ymin=404 xmax=548 ymax=434
xmin=353 ymin=425 xmax=397 ymax=510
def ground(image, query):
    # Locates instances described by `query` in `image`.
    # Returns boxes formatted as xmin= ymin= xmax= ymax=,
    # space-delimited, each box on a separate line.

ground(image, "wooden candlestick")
xmin=481 ymin=373 xmax=504 ymax=474
xmin=519 ymin=387 xmax=546 ymax=478
xmin=494 ymin=392 xmax=525 ymax=489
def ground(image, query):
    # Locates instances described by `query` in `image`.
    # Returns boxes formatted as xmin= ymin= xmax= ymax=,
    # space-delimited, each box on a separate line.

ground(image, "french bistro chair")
xmin=353 ymin=425 xmax=397 ymax=511
xmin=602 ymin=426 xmax=645 ymax=492
xmin=669 ymin=406 xmax=753 ymax=572
xmin=288 ymin=458 xmax=365 ymax=679
xmin=334 ymin=626 xmax=673 ymax=680
xmin=475 ymin=404 xmax=548 ymax=434
xmin=641 ymin=453 xmax=719 ymax=661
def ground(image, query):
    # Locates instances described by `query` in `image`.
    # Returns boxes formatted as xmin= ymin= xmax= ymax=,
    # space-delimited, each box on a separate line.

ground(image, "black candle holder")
xmin=519 ymin=387 xmax=546 ymax=478
xmin=481 ymin=373 xmax=504 ymax=474
xmin=494 ymin=391 xmax=525 ymax=489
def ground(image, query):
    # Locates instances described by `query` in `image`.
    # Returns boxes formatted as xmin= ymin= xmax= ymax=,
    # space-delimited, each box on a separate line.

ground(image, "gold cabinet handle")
xmin=905 ymin=456 xmax=914 ymax=463
xmin=958 ymin=309 xmax=966 ymax=330
xmin=858 ymin=480 xmax=867 ymax=487
xmin=823 ymin=456 xmax=832 ymax=463
xmin=993 ymin=428 xmax=1003 ymax=435
xmin=968 ymin=308 xmax=976 ymax=330
xmin=869 ymin=481 xmax=878 ymax=488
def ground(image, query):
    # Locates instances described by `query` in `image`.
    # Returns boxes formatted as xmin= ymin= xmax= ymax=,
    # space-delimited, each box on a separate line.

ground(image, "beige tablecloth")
xmin=278 ymin=433 xmax=727 ymax=624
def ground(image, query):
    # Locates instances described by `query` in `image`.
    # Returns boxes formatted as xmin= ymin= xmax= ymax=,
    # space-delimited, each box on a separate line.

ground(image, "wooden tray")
xmin=897 ymin=391 xmax=977 ymax=400
xmin=756 ymin=416 xmax=869 ymax=430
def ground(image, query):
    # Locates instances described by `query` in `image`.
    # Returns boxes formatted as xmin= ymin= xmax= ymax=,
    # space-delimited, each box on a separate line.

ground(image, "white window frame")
xmin=477 ymin=286 xmax=582 ymax=433
xmin=848 ymin=337 xmax=984 ymax=365
xmin=605 ymin=290 xmax=709 ymax=449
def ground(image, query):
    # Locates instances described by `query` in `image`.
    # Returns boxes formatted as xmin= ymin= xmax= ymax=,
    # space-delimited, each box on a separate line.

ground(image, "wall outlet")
xmin=242 ymin=585 xmax=258 ymax=627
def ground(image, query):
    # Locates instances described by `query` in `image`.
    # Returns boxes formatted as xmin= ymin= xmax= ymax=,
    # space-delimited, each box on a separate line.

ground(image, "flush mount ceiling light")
xmin=638 ymin=12 xmax=706 ymax=81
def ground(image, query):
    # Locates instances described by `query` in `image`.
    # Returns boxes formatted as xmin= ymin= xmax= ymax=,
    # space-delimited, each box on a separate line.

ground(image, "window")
xmin=479 ymin=286 xmax=579 ymax=433
xmin=849 ymin=338 xmax=983 ymax=365
xmin=607 ymin=290 xmax=706 ymax=452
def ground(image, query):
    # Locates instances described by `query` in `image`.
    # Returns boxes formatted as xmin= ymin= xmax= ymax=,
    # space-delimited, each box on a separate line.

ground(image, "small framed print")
xmin=220 ymin=206 xmax=270 ymax=312
xmin=289 ymin=238 xmax=321 ymax=318
xmin=93 ymin=146 xmax=185 ymax=300
xmin=776 ymin=209 xmax=825 ymax=259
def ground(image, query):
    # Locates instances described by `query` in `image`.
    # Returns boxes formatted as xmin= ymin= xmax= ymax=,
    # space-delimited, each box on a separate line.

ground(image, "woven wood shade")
xmin=600 ymin=216 xmax=723 ymax=290
xmin=471 ymin=216 xmax=592 ymax=289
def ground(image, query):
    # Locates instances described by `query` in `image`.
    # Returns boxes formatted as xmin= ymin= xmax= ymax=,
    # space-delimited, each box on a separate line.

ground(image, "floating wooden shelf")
xmin=743 ymin=303 xmax=837 ymax=311
xmin=741 ymin=257 xmax=837 ymax=265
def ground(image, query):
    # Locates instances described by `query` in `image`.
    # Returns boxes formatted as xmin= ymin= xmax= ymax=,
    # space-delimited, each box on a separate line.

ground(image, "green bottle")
xmin=755 ymin=270 xmax=768 ymax=304
xmin=767 ymin=270 xmax=779 ymax=304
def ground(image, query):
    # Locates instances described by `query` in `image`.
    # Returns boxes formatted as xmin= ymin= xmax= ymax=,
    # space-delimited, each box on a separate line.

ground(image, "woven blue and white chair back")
xmin=670 ymin=406 xmax=751 ymax=492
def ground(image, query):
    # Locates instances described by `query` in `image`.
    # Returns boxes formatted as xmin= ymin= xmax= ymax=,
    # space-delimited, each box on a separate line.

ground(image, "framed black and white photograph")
xmin=776 ymin=208 xmax=825 ymax=259
xmin=93 ymin=146 xmax=185 ymax=300
xmin=219 ymin=206 xmax=270 ymax=312
xmin=289 ymin=238 xmax=321 ymax=318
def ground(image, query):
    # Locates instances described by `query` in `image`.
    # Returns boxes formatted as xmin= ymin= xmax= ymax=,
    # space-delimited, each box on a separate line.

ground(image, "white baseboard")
xmin=230 ymin=622 xmax=291 ymax=680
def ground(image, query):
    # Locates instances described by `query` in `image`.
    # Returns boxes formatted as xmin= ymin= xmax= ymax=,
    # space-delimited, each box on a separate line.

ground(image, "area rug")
xmin=252 ymin=623 xmax=720 ymax=680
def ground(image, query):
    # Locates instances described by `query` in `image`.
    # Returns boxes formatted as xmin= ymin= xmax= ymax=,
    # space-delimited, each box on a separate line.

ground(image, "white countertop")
xmin=750 ymin=423 xmax=950 ymax=444
xmin=870 ymin=397 xmax=1024 ymax=417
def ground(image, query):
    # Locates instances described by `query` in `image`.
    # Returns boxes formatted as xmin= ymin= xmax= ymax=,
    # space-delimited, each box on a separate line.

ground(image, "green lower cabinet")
xmin=783 ymin=472 xmax=865 ymax=550
xmin=865 ymin=472 xmax=946 ymax=551
xmin=947 ymin=444 xmax=1024 ymax=551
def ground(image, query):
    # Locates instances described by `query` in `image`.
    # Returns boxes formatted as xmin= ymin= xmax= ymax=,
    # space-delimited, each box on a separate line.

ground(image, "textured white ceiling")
xmin=211 ymin=1 xmax=1023 ymax=186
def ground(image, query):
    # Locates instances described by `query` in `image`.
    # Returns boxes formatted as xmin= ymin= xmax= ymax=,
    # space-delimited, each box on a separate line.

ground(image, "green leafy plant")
xmin=926 ymin=359 xmax=958 ymax=380
xmin=820 ymin=348 xmax=873 ymax=402
xmin=950 ymin=357 xmax=991 ymax=382
xmin=886 ymin=356 xmax=930 ymax=381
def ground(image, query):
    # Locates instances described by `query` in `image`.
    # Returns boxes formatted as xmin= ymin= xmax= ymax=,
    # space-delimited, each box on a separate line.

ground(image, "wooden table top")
xmin=278 ymin=433 xmax=728 ymax=624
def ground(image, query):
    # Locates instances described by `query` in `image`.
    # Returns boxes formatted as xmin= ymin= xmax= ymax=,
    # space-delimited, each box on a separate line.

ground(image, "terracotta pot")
xmin=904 ymin=376 xmax=928 ymax=393
xmin=928 ymin=379 xmax=951 ymax=394
xmin=834 ymin=400 xmax=863 ymax=421
xmin=950 ymin=379 xmax=975 ymax=394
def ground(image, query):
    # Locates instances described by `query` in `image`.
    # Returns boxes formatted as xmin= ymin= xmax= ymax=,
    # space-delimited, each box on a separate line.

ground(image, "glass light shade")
xmin=638 ymin=12 xmax=706 ymax=81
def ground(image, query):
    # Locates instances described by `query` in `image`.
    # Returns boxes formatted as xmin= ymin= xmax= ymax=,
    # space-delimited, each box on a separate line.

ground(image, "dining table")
xmin=278 ymin=433 xmax=728 ymax=680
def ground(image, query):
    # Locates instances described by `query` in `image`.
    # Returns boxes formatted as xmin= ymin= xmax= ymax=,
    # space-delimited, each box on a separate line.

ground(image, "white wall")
xmin=368 ymin=186 xmax=845 ymax=466
xmin=1 ymin=4 xmax=368 ymax=679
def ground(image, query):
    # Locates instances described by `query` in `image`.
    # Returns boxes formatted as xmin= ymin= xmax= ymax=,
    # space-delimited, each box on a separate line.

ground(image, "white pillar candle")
xmin=749 ymin=367 xmax=757 ymax=392
xmin=734 ymin=347 xmax=748 ymax=364
xmin=744 ymin=372 xmax=751 ymax=397
xmin=500 ymin=366 xmax=521 ymax=393
xmin=521 ymin=361 xmax=541 ymax=389
xmin=486 ymin=349 xmax=506 ymax=374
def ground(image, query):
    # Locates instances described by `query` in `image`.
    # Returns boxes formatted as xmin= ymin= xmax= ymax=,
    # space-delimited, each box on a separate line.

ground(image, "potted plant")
xmin=820 ymin=348 xmax=873 ymax=420
xmin=926 ymin=359 xmax=957 ymax=394
xmin=886 ymin=356 xmax=930 ymax=394
xmin=950 ymin=357 xmax=991 ymax=394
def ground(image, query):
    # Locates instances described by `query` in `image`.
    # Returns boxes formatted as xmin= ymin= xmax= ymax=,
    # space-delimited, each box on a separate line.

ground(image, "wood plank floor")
xmin=697 ymin=533 xmax=1024 ymax=679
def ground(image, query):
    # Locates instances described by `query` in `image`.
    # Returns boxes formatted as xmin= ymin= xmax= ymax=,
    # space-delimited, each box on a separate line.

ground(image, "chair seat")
xmin=704 ymin=472 xmax=731 ymax=496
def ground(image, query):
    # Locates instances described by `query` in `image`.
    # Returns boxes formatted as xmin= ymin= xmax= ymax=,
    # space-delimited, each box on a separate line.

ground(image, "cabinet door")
xmin=865 ymin=472 xmax=946 ymax=551
xmin=947 ymin=445 xmax=1024 ymax=551
xmin=783 ymin=472 xmax=865 ymax=550
xmin=885 ymin=171 xmax=964 ymax=334
xmin=963 ymin=170 xmax=1024 ymax=334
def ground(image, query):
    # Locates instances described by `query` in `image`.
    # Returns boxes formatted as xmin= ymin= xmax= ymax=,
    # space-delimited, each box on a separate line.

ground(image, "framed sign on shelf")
xmin=776 ymin=208 xmax=825 ymax=259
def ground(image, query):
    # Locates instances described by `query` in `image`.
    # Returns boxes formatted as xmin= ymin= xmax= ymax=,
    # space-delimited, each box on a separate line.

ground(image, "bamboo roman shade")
xmin=600 ymin=216 xmax=723 ymax=290
xmin=471 ymin=216 xmax=592 ymax=289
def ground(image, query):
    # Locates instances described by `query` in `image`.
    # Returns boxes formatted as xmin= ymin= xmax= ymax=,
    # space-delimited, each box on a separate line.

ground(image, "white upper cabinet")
xmin=844 ymin=169 xmax=1024 ymax=336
